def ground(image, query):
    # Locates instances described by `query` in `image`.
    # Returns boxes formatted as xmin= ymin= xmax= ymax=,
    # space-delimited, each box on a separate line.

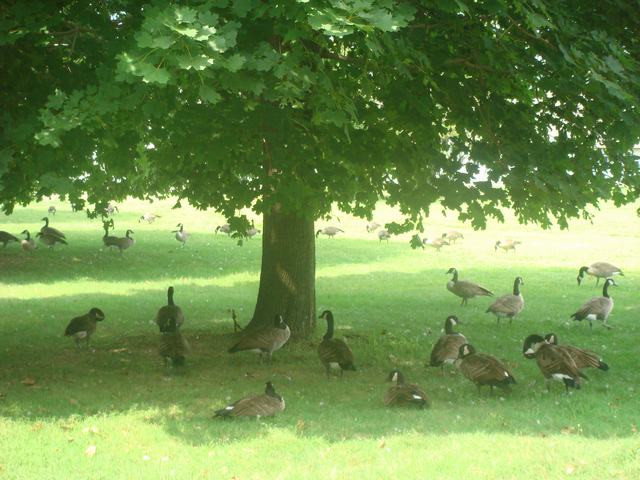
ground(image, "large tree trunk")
xmin=247 ymin=203 xmax=316 ymax=339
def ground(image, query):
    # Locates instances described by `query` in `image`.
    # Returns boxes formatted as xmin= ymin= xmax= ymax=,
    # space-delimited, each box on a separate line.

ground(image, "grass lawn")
xmin=1 ymin=199 xmax=639 ymax=479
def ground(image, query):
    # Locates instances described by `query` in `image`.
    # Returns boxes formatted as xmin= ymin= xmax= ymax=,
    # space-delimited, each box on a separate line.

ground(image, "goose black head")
xmin=386 ymin=369 xmax=405 ymax=384
xmin=89 ymin=308 xmax=106 ymax=321
xmin=126 ymin=229 xmax=134 ymax=236
xmin=274 ymin=314 xmax=287 ymax=329
xmin=21 ymin=229 xmax=29 ymax=236
xmin=444 ymin=315 xmax=461 ymax=333
xmin=577 ymin=266 xmax=589 ymax=285
xmin=265 ymin=381 xmax=277 ymax=396
xmin=319 ymin=310 xmax=333 ymax=320
xmin=522 ymin=334 xmax=545 ymax=359
xmin=544 ymin=333 xmax=558 ymax=345
xmin=446 ymin=267 xmax=457 ymax=275
xmin=167 ymin=286 xmax=175 ymax=305
xmin=457 ymin=343 xmax=476 ymax=359
xmin=494 ymin=241 xmax=501 ymax=251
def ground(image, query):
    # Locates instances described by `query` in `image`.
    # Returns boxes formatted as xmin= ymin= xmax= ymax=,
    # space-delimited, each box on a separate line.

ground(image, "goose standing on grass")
xmin=577 ymin=262 xmax=623 ymax=286
xmin=215 ymin=223 xmax=231 ymax=235
xmin=159 ymin=316 xmax=189 ymax=368
xmin=36 ymin=231 xmax=68 ymax=248
xmin=423 ymin=235 xmax=449 ymax=251
xmin=444 ymin=231 xmax=464 ymax=243
xmin=228 ymin=314 xmax=290 ymax=363
xmin=48 ymin=206 xmax=57 ymax=216
xmin=570 ymin=278 xmax=616 ymax=329
xmin=486 ymin=276 xmax=524 ymax=325
xmin=102 ymin=220 xmax=119 ymax=249
xmin=495 ymin=239 xmax=521 ymax=252
xmin=317 ymin=310 xmax=356 ymax=377
xmin=366 ymin=222 xmax=381 ymax=233
xmin=155 ymin=286 xmax=185 ymax=332
xmin=446 ymin=267 xmax=493 ymax=306
xmin=456 ymin=343 xmax=516 ymax=395
xmin=0 ymin=231 xmax=19 ymax=248
xmin=173 ymin=223 xmax=190 ymax=247
xmin=316 ymin=226 xmax=344 ymax=238
xmin=377 ymin=229 xmax=390 ymax=243
xmin=20 ymin=230 xmax=36 ymax=251
xmin=214 ymin=382 xmax=285 ymax=418
xmin=114 ymin=229 xmax=135 ymax=253
xmin=384 ymin=370 xmax=430 ymax=408
xmin=522 ymin=334 xmax=584 ymax=392
xmin=544 ymin=333 xmax=609 ymax=372
xmin=429 ymin=315 xmax=467 ymax=373
xmin=40 ymin=217 xmax=66 ymax=240
xmin=138 ymin=213 xmax=161 ymax=223
xmin=64 ymin=308 xmax=106 ymax=348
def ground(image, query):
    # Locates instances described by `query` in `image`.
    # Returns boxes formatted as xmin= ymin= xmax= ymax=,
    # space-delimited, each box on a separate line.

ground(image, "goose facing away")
xmin=214 ymin=382 xmax=285 ymax=418
xmin=544 ymin=333 xmax=608 ymax=372
xmin=40 ymin=217 xmax=66 ymax=239
xmin=377 ymin=229 xmax=390 ymax=243
xmin=317 ymin=310 xmax=356 ymax=377
xmin=36 ymin=231 xmax=68 ymax=248
xmin=577 ymin=262 xmax=623 ymax=286
xmin=173 ymin=223 xmax=190 ymax=246
xmin=495 ymin=239 xmax=521 ymax=252
xmin=522 ymin=334 xmax=584 ymax=392
xmin=446 ymin=267 xmax=493 ymax=306
xmin=486 ymin=276 xmax=524 ymax=325
xmin=64 ymin=308 xmax=105 ymax=348
xmin=570 ymin=278 xmax=616 ymax=329
xmin=384 ymin=370 xmax=430 ymax=408
xmin=114 ymin=229 xmax=135 ymax=253
xmin=228 ymin=314 xmax=291 ymax=363
xmin=139 ymin=213 xmax=161 ymax=223
xmin=0 ymin=231 xmax=19 ymax=248
xmin=429 ymin=315 xmax=467 ymax=372
xmin=456 ymin=343 xmax=516 ymax=395
xmin=159 ymin=316 xmax=189 ymax=367
xmin=316 ymin=226 xmax=344 ymax=238
xmin=20 ymin=230 xmax=36 ymax=251
xmin=156 ymin=286 xmax=185 ymax=333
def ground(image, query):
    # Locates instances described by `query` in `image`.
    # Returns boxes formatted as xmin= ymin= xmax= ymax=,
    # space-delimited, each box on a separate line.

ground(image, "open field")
xmin=1 ymin=199 xmax=639 ymax=479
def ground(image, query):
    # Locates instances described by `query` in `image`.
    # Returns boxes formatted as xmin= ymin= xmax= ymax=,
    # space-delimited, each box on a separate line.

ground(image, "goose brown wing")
xmin=318 ymin=338 xmax=354 ymax=366
xmin=159 ymin=331 xmax=190 ymax=359
xmin=230 ymin=326 xmax=287 ymax=353
xmin=155 ymin=305 xmax=185 ymax=332
xmin=455 ymin=280 xmax=493 ymax=297
xmin=561 ymin=345 xmax=604 ymax=370
xmin=488 ymin=294 xmax=523 ymax=314
xmin=64 ymin=315 xmax=93 ymax=336
xmin=460 ymin=354 xmax=509 ymax=384
xmin=430 ymin=334 xmax=466 ymax=365
xmin=571 ymin=297 xmax=611 ymax=320
xmin=227 ymin=394 xmax=284 ymax=417
xmin=537 ymin=345 xmax=581 ymax=379
xmin=384 ymin=384 xmax=429 ymax=407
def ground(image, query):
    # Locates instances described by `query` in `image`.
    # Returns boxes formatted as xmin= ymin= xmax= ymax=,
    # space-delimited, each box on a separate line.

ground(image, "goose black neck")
xmin=25 ymin=231 xmax=31 ymax=240
xmin=43 ymin=218 xmax=49 ymax=227
xmin=578 ymin=266 xmax=588 ymax=278
xmin=167 ymin=287 xmax=175 ymax=306
xmin=444 ymin=319 xmax=455 ymax=334
xmin=603 ymin=281 xmax=611 ymax=298
xmin=451 ymin=269 xmax=458 ymax=282
xmin=323 ymin=312 xmax=335 ymax=340
xmin=513 ymin=279 xmax=520 ymax=295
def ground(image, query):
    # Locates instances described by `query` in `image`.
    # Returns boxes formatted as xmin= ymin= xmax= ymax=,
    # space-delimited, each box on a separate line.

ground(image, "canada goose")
xmin=446 ymin=267 xmax=493 ymax=306
xmin=228 ymin=314 xmax=290 ymax=363
xmin=0 ymin=231 xmax=19 ymax=248
xmin=317 ymin=310 xmax=356 ymax=377
xmin=48 ymin=206 xmax=57 ymax=216
xmin=214 ymin=382 xmax=285 ymax=418
xmin=159 ymin=316 xmax=189 ymax=367
xmin=384 ymin=370 xmax=430 ymax=408
xmin=316 ymin=226 xmax=344 ymax=238
xmin=138 ymin=213 xmax=161 ymax=223
xmin=423 ymin=235 xmax=449 ymax=251
xmin=246 ymin=227 xmax=260 ymax=238
xmin=101 ymin=220 xmax=119 ymax=249
xmin=456 ymin=343 xmax=516 ymax=395
xmin=577 ymin=262 xmax=623 ymax=286
xmin=570 ymin=278 xmax=616 ymax=329
xmin=429 ymin=315 xmax=467 ymax=372
xmin=544 ymin=333 xmax=609 ymax=372
xmin=522 ymin=334 xmax=584 ymax=392
xmin=366 ymin=221 xmax=381 ymax=233
xmin=486 ymin=276 xmax=524 ymax=325
xmin=20 ymin=230 xmax=36 ymax=251
xmin=114 ymin=229 xmax=135 ymax=253
xmin=64 ymin=308 xmax=105 ymax=348
xmin=36 ymin=231 xmax=68 ymax=248
xmin=155 ymin=286 xmax=185 ymax=333
xmin=40 ymin=217 xmax=66 ymax=239
xmin=377 ymin=229 xmax=390 ymax=243
xmin=444 ymin=230 xmax=464 ymax=243
xmin=215 ymin=223 xmax=231 ymax=235
xmin=173 ymin=223 xmax=190 ymax=246
xmin=105 ymin=202 xmax=119 ymax=216
xmin=495 ymin=239 xmax=521 ymax=252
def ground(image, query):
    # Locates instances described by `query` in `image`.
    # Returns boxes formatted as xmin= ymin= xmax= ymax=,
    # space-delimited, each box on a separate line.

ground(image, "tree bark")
xmin=247 ymin=203 xmax=316 ymax=339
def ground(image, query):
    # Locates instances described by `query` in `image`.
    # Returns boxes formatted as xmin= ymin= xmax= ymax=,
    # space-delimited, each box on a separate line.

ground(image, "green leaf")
xmin=225 ymin=53 xmax=246 ymax=72
xmin=199 ymin=85 xmax=222 ymax=104
xmin=233 ymin=0 xmax=253 ymax=18
xmin=176 ymin=54 xmax=211 ymax=71
xmin=174 ymin=6 xmax=197 ymax=23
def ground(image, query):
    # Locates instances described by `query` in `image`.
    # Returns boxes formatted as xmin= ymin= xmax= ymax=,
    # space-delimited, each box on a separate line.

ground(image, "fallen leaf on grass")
xmin=85 ymin=445 xmax=97 ymax=457
xmin=109 ymin=348 xmax=128 ymax=353
xmin=565 ymin=464 xmax=575 ymax=475
xmin=68 ymin=398 xmax=79 ymax=406
xmin=21 ymin=377 xmax=36 ymax=387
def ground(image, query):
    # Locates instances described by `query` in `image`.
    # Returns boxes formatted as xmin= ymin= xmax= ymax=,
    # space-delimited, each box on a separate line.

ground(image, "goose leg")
xmin=596 ymin=277 xmax=600 ymax=287
xmin=477 ymin=384 xmax=482 ymax=396
xmin=460 ymin=298 xmax=465 ymax=307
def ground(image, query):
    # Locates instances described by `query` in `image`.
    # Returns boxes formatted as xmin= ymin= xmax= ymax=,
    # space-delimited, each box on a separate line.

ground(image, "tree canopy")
xmin=2 ymin=0 xmax=639 ymax=232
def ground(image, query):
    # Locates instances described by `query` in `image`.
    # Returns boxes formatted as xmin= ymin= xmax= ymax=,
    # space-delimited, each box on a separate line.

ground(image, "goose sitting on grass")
xmin=214 ymin=382 xmax=285 ymax=418
xmin=228 ymin=314 xmax=290 ymax=363
xmin=384 ymin=370 xmax=430 ymax=408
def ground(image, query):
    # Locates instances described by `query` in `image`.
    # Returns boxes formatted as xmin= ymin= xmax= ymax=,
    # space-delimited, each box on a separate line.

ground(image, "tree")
xmin=1 ymin=1 xmax=639 ymax=338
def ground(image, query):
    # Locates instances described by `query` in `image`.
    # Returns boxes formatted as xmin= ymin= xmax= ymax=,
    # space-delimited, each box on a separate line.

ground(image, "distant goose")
xmin=215 ymin=223 xmax=231 ymax=235
xmin=544 ymin=333 xmax=609 ymax=372
xmin=366 ymin=222 xmax=381 ymax=233
xmin=246 ymin=227 xmax=260 ymax=238
xmin=456 ymin=343 xmax=516 ymax=395
xmin=446 ymin=267 xmax=493 ymax=306
xmin=48 ymin=206 xmax=57 ymax=216
xmin=105 ymin=202 xmax=119 ymax=215
xmin=64 ymin=308 xmax=105 ymax=348
xmin=523 ymin=334 xmax=584 ymax=392
xmin=429 ymin=315 xmax=467 ymax=373
xmin=316 ymin=226 xmax=344 ymax=238
xmin=495 ymin=239 xmax=521 ymax=252
xmin=20 ymin=230 xmax=36 ymax=251
xmin=173 ymin=223 xmax=190 ymax=246
xmin=377 ymin=229 xmax=390 ymax=243
xmin=40 ymin=217 xmax=66 ymax=239
xmin=214 ymin=382 xmax=285 ymax=418
xmin=228 ymin=314 xmax=290 ymax=363
xmin=570 ymin=278 xmax=616 ymax=329
xmin=444 ymin=230 xmax=464 ymax=243
xmin=423 ymin=235 xmax=449 ymax=251
xmin=486 ymin=277 xmax=524 ymax=325
xmin=159 ymin=316 xmax=189 ymax=368
xmin=36 ymin=231 xmax=68 ymax=248
xmin=317 ymin=310 xmax=356 ymax=377
xmin=155 ymin=286 xmax=185 ymax=332
xmin=577 ymin=262 xmax=623 ymax=286
xmin=384 ymin=370 xmax=430 ymax=408
xmin=114 ymin=229 xmax=135 ymax=253
xmin=0 ymin=231 xmax=19 ymax=248
xmin=138 ymin=213 xmax=161 ymax=224
xmin=101 ymin=220 xmax=119 ymax=249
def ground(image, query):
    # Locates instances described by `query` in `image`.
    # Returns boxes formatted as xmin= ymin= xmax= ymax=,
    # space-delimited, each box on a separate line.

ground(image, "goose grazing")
xmin=36 ymin=231 xmax=68 ymax=248
xmin=577 ymin=262 xmax=623 ymax=286
xmin=456 ymin=343 xmax=516 ymax=395
xmin=570 ymin=278 xmax=616 ymax=329
xmin=159 ymin=316 xmax=189 ymax=368
xmin=366 ymin=221 xmax=381 ymax=233
xmin=522 ymin=334 xmax=584 ymax=392
xmin=384 ymin=370 xmax=430 ymax=408
xmin=173 ymin=223 xmax=190 ymax=246
xmin=317 ymin=310 xmax=356 ymax=377
xmin=486 ymin=276 xmax=524 ymax=325
xmin=446 ymin=267 xmax=493 ymax=306
xmin=544 ymin=333 xmax=609 ymax=372
xmin=64 ymin=308 xmax=106 ymax=348
xmin=429 ymin=315 xmax=467 ymax=373
xmin=377 ymin=229 xmax=390 ymax=243
xmin=444 ymin=230 xmax=464 ymax=243
xmin=138 ymin=213 xmax=161 ymax=224
xmin=20 ymin=230 xmax=36 ymax=251
xmin=495 ymin=239 xmax=521 ymax=252
xmin=0 ymin=231 xmax=19 ymax=248
xmin=40 ymin=217 xmax=66 ymax=240
xmin=423 ymin=235 xmax=449 ymax=251
xmin=228 ymin=314 xmax=290 ymax=363
xmin=114 ymin=229 xmax=135 ymax=253
xmin=155 ymin=286 xmax=185 ymax=333
xmin=316 ymin=226 xmax=344 ymax=238
xmin=101 ymin=220 xmax=119 ymax=249
xmin=214 ymin=382 xmax=285 ymax=418
xmin=215 ymin=223 xmax=231 ymax=235
xmin=48 ymin=206 xmax=57 ymax=216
